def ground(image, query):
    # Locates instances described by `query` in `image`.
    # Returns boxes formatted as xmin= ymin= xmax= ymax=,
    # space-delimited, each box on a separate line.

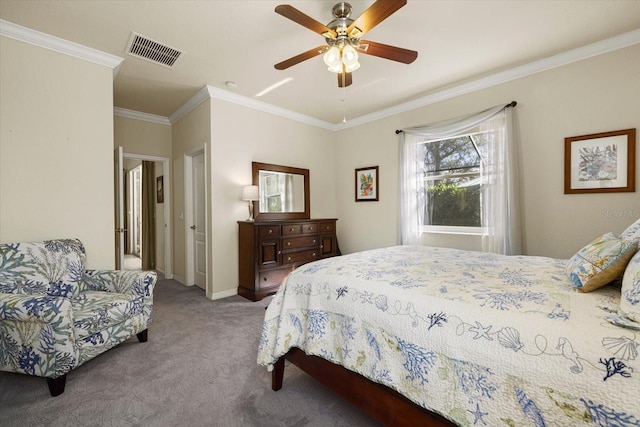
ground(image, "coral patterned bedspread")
xmin=257 ymin=246 xmax=640 ymax=426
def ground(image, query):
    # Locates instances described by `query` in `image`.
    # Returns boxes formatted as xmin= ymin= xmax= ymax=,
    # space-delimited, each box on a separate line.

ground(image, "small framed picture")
xmin=564 ymin=128 xmax=635 ymax=194
xmin=355 ymin=166 xmax=379 ymax=202
xmin=156 ymin=176 xmax=164 ymax=203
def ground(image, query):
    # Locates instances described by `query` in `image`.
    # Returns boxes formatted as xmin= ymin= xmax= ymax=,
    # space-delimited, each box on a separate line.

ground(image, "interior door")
xmin=114 ymin=146 xmax=125 ymax=269
xmin=193 ymin=152 xmax=206 ymax=289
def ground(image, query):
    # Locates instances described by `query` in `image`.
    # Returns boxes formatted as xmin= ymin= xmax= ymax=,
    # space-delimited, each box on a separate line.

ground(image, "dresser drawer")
xmin=282 ymin=235 xmax=318 ymax=250
xmin=300 ymin=223 xmax=318 ymax=234
xmin=283 ymin=248 xmax=319 ymax=265
xmin=282 ymin=224 xmax=302 ymax=236
xmin=258 ymin=225 xmax=281 ymax=238
xmin=258 ymin=268 xmax=291 ymax=291
xmin=318 ymin=222 xmax=335 ymax=234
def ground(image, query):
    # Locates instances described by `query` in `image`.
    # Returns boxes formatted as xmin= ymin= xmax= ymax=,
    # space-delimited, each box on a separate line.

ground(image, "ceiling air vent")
xmin=126 ymin=32 xmax=182 ymax=68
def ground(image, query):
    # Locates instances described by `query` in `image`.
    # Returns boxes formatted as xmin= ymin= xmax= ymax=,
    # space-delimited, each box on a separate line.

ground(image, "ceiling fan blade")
xmin=337 ymin=70 xmax=352 ymax=88
xmin=346 ymin=0 xmax=407 ymax=38
xmin=275 ymin=5 xmax=337 ymax=39
xmin=275 ymin=46 xmax=327 ymax=70
xmin=357 ymin=40 xmax=418 ymax=64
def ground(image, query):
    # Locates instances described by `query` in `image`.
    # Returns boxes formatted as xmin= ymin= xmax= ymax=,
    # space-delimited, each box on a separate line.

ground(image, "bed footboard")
xmin=272 ymin=348 xmax=454 ymax=427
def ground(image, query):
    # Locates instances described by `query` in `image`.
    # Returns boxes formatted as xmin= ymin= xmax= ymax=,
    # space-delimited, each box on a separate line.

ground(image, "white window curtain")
xmin=398 ymin=102 xmax=522 ymax=255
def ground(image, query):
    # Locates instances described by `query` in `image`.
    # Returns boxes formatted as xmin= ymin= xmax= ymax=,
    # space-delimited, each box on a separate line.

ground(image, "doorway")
xmin=115 ymin=148 xmax=173 ymax=278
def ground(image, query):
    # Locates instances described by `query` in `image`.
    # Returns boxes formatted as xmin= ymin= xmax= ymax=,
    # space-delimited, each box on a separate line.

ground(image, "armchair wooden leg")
xmin=47 ymin=375 xmax=66 ymax=397
xmin=136 ymin=329 xmax=148 ymax=342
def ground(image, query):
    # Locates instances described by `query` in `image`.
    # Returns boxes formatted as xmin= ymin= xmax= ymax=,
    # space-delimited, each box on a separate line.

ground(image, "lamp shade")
xmin=241 ymin=185 xmax=259 ymax=201
xmin=341 ymin=44 xmax=360 ymax=72
xmin=323 ymin=46 xmax=342 ymax=73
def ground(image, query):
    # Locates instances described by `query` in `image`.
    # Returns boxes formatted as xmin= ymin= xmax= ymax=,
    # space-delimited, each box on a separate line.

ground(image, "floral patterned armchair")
xmin=0 ymin=239 xmax=156 ymax=396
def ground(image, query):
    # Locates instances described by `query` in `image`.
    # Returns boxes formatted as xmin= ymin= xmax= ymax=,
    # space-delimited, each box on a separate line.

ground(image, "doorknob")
xmin=190 ymin=225 xmax=196 ymax=230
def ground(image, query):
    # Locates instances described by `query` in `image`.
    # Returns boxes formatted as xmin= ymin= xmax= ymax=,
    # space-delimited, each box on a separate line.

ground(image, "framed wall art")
xmin=564 ymin=128 xmax=635 ymax=194
xmin=156 ymin=176 xmax=164 ymax=203
xmin=355 ymin=166 xmax=379 ymax=202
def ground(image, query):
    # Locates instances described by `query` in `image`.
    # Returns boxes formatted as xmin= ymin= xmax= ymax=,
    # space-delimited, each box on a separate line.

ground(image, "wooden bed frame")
xmin=272 ymin=348 xmax=455 ymax=426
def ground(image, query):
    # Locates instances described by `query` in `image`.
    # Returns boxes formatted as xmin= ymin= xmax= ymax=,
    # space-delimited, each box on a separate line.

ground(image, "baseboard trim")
xmin=208 ymin=288 xmax=238 ymax=301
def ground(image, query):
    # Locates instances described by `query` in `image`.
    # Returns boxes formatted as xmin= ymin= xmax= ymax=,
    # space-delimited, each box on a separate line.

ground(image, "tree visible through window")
xmin=419 ymin=132 xmax=491 ymax=228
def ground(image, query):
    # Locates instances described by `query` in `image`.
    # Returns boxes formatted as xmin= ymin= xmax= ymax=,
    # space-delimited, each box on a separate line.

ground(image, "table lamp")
xmin=241 ymin=185 xmax=259 ymax=221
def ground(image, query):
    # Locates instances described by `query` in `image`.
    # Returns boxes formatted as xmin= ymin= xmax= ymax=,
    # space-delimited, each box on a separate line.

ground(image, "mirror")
xmin=252 ymin=162 xmax=310 ymax=221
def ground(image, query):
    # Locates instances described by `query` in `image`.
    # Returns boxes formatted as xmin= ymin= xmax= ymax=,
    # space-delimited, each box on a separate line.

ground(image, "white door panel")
xmin=193 ymin=152 xmax=206 ymax=289
xmin=114 ymin=147 xmax=124 ymax=269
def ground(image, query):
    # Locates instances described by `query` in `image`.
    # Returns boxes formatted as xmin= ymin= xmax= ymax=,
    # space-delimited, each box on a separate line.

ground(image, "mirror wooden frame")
xmin=252 ymin=161 xmax=310 ymax=221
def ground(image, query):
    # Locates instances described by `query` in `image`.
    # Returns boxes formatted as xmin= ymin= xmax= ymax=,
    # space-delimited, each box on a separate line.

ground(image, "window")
xmin=399 ymin=103 xmax=520 ymax=254
xmin=418 ymin=131 xmax=491 ymax=232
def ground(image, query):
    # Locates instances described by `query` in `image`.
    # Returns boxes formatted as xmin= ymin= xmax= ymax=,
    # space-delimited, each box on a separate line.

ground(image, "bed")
xmin=257 ymin=232 xmax=640 ymax=426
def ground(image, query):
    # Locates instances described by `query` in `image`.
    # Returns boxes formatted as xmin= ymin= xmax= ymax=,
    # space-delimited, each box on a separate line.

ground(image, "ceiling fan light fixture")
xmin=344 ymin=61 xmax=360 ymax=73
xmin=323 ymin=46 xmax=342 ymax=72
xmin=328 ymin=63 xmax=344 ymax=73
xmin=341 ymin=44 xmax=359 ymax=71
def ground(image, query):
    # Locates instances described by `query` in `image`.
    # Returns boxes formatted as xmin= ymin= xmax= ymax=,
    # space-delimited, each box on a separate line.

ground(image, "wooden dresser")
xmin=237 ymin=219 xmax=338 ymax=301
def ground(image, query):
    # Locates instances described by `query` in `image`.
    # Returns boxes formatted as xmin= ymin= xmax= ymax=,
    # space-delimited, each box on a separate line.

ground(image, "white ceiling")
xmin=1 ymin=1 xmax=639 ymax=125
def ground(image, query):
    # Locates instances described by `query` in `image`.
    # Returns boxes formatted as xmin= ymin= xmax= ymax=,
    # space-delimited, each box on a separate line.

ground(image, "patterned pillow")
xmin=620 ymin=217 xmax=640 ymax=242
xmin=620 ymin=250 xmax=640 ymax=322
xmin=566 ymin=232 xmax=638 ymax=292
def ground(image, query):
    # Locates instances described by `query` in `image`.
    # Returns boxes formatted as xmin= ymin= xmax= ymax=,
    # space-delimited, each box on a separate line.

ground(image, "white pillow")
xmin=620 ymin=250 xmax=640 ymax=323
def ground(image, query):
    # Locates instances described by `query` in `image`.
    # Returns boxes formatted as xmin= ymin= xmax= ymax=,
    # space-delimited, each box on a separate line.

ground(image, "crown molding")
xmin=0 ymin=19 xmax=123 ymax=74
xmin=339 ymin=28 xmax=640 ymax=129
xmin=168 ymin=86 xmax=211 ymax=124
xmin=114 ymin=107 xmax=171 ymax=125
xmin=171 ymin=28 xmax=640 ymax=132
xmin=205 ymin=86 xmax=335 ymax=131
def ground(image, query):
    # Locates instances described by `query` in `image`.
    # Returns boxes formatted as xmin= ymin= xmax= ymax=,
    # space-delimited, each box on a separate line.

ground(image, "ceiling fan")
xmin=274 ymin=0 xmax=418 ymax=88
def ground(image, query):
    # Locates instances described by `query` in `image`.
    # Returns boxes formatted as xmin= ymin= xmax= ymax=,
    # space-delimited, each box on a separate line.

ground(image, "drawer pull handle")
xmin=289 ymin=227 xmax=294 ymax=231
xmin=313 ymin=239 xmax=317 ymax=243
xmin=313 ymin=253 xmax=316 ymax=257
xmin=287 ymin=256 xmax=291 ymax=261
xmin=287 ymin=242 xmax=291 ymax=246
xmin=268 ymin=229 xmax=273 ymax=234
xmin=263 ymin=277 xmax=268 ymax=281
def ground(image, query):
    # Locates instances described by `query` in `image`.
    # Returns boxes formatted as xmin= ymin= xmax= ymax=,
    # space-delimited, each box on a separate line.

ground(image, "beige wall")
xmin=0 ymin=37 xmax=115 ymax=268
xmin=124 ymin=95 xmax=336 ymax=299
xmin=114 ymin=116 xmax=172 ymax=158
xmin=171 ymin=100 xmax=212 ymax=286
xmin=335 ymin=44 xmax=640 ymax=259
xmin=207 ymin=99 xmax=337 ymax=298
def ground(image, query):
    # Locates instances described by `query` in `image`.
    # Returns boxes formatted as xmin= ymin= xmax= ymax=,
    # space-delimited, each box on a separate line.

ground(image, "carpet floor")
xmin=0 ymin=279 xmax=380 ymax=426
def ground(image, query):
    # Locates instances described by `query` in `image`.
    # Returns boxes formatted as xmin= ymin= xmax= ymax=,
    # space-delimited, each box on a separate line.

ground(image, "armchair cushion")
xmin=71 ymin=291 xmax=142 ymax=340
xmin=0 ymin=239 xmax=86 ymax=297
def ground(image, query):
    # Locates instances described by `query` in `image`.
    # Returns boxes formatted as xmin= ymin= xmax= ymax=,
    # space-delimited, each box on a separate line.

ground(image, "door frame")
xmin=115 ymin=147 xmax=125 ymax=269
xmin=122 ymin=151 xmax=173 ymax=279
xmin=184 ymin=145 xmax=208 ymax=288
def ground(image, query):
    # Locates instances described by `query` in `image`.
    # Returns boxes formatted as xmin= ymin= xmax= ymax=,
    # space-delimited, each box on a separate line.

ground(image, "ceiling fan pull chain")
xmin=342 ymin=86 xmax=347 ymax=123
